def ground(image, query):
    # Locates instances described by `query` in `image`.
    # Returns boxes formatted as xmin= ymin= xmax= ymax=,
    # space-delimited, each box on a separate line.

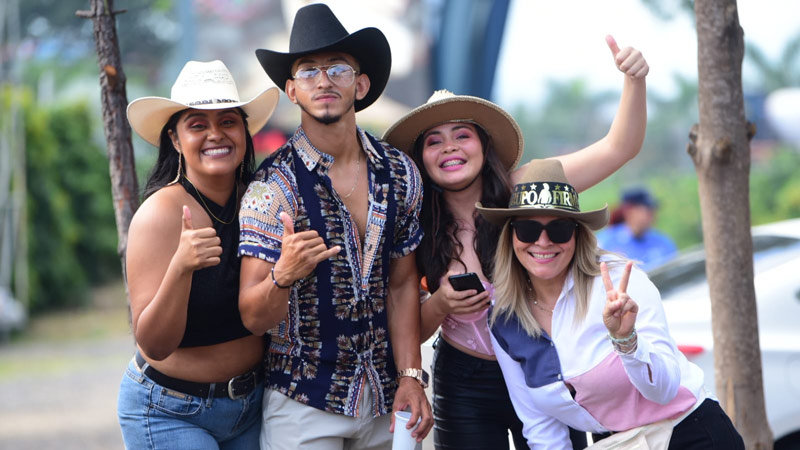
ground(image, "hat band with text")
xmin=187 ymin=98 xmax=238 ymax=106
xmin=509 ymin=182 xmax=580 ymax=211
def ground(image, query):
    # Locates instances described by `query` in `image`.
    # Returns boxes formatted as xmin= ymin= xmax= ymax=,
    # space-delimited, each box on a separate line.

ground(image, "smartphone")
xmin=448 ymin=272 xmax=485 ymax=293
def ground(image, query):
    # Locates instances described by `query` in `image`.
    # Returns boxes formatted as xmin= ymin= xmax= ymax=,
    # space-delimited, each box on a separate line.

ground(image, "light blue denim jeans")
xmin=117 ymin=358 xmax=263 ymax=449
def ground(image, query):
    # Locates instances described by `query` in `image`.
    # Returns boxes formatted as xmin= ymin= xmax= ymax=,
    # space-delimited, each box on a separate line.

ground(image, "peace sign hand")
xmin=601 ymin=261 xmax=639 ymax=339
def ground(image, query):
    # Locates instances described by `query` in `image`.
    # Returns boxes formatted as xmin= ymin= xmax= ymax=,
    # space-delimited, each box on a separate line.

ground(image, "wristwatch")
xmin=397 ymin=368 xmax=430 ymax=389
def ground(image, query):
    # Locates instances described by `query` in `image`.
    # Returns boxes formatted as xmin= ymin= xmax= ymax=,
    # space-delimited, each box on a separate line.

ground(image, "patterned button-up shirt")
xmin=239 ymin=126 xmax=423 ymax=417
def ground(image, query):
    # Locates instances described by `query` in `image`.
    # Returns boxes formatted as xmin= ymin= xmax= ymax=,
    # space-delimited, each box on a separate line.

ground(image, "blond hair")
xmin=490 ymin=219 xmax=620 ymax=338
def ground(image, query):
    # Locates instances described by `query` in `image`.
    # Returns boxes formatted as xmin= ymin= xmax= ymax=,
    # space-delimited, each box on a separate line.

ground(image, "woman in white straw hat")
xmin=479 ymin=159 xmax=743 ymax=449
xmin=383 ymin=36 xmax=648 ymax=449
xmin=117 ymin=60 xmax=279 ymax=449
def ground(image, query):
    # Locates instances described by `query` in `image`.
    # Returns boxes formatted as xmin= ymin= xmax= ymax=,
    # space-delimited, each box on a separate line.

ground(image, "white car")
xmin=651 ymin=218 xmax=800 ymax=448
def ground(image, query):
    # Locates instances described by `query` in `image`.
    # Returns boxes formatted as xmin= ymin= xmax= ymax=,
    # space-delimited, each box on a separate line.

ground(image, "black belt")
xmin=134 ymin=351 xmax=263 ymax=400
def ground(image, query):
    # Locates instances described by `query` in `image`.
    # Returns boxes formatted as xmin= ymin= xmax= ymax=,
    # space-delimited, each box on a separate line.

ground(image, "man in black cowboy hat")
xmin=238 ymin=3 xmax=432 ymax=448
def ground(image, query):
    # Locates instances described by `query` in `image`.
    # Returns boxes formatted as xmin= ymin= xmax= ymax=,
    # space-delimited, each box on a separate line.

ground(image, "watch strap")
xmin=397 ymin=368 xmax=429 ymax=388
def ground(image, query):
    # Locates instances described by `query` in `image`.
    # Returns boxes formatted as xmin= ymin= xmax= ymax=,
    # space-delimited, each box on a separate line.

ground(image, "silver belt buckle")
xmin=227 ymin=371 xmax=254 ymax=400
xmin=227 ymin=377 xmax=245 ymax=400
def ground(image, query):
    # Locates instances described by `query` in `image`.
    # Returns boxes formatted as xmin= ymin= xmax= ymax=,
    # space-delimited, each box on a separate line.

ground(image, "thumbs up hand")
xmin=271 ymin=211 xmax=341 ymax=287
xmin=606 ymin=35 xmax=649 ymax=79
xmin=176 ymin=205 xmax=223 ymax=272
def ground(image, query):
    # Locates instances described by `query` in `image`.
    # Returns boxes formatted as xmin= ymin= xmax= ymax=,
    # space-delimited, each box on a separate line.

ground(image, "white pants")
xmin=259 ymin=387 xmax=393 ymax=450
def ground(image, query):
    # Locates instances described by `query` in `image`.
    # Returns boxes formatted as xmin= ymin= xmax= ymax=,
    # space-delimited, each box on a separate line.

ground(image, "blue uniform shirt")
xmin=596 ymin=224 xmax=677 ymax=271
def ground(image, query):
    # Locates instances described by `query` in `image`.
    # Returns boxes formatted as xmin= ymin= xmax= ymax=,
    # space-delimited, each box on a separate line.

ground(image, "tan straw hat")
xmin=382 ymin=90 xmax=523 ymax=170
xmin=127 ymin=60 xmax=280 ymax=147
xmin=476 ymin=159 xmax=609 ymax=229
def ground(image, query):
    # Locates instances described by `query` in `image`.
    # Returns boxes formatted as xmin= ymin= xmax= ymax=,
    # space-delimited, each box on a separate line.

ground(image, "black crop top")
xmin=178 ymin=177 xmax=251 ymax=347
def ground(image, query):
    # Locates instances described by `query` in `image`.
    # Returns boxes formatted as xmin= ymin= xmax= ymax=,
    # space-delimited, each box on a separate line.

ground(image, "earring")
xmin=169 ymin=151 xmax=183 ymax=185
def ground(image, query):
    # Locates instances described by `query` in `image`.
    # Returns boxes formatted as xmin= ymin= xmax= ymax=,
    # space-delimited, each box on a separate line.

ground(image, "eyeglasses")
xmin=510 ymin=219 xmax=577 ymax=244
xmin=292 ymin=64 xmax=358 ymax=90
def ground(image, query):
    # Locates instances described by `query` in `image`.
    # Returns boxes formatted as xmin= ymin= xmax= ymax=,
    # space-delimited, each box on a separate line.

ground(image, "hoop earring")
xmin=169 ymin=151 xmax=183 ymax=185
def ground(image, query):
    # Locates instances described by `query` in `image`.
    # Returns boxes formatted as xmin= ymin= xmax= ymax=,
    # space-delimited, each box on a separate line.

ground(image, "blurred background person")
xmin=596 ymin=187 xmax=677 ymax=271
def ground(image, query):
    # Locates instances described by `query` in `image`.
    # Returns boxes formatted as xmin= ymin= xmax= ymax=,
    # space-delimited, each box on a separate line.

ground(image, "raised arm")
xmin=128 ymin=199 xmax=222 ymax=360
xmin=239 ymin=212 xmax=340 ymax=335
xmin=512 ymin=35 xmax=649 ymax=192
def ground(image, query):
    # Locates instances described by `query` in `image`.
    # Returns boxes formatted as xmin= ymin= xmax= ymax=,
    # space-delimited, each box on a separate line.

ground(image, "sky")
xmin=493 ymin=0 xmax=800 ymax=108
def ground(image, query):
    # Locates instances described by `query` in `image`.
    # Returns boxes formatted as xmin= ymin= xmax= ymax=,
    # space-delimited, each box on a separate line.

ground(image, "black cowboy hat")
xmin=255 ymin=3 xmax=391 ymax=112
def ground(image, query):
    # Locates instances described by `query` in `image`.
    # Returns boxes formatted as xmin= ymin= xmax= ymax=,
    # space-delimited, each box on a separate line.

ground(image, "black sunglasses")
xmin=510 ymin=219 xmax=578 ymax=244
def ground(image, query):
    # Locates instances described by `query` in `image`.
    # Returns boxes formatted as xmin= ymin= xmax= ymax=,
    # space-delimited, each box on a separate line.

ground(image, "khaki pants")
xmin=259 ymin=387 xmax=393 ymax=450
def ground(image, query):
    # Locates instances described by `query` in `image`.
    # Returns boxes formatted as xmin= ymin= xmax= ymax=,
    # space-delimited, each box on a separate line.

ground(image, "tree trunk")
xmin=691 ymin=1 xmax=772 ymax=448
xmin=77 ymin=0 xmax=139 ymax=313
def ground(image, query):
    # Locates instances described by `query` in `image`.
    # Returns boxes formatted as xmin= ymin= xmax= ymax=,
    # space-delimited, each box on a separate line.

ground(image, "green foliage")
xmin=579 ymin=147 xmax=800 ymax=252
xmin=751 ymin=147 xmax=800 ymax=224
xmin=510 ymin=72 xmax=800 ymax=252
xmin=745 ymin=33 xmax=800 ymax=92
xmin=647 ymin=174 xmax=702 ymax=249
xmin=639 ymin=0 xmax=695 ymax=21
xmin=14 ymin=87 xmax=119 ymax=313
xmin=18 ymin=0 xmax=175 ymax=90
xmin=579 ymin=173 xmax=702 ymax=250
xmin=512 ymin=79 xmax=615 ymax=163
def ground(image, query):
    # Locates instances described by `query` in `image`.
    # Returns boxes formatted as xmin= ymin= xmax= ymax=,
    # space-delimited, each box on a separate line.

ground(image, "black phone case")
xmin=448 ymin=273 xmax=485 ymax=293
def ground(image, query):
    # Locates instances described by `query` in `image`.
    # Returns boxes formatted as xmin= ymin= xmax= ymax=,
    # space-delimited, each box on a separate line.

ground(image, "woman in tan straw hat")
xmin=480 ymin=159 xmax=743 ymax=449
xmin=117 ymin=60 xmax=279 ymax=449
xmin=383 ymin=36 xmax=649 ymax=449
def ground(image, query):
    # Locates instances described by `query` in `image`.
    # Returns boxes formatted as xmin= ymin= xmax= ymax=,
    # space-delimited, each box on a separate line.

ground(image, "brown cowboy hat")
xmin=382 ymin=89 xmax=523 ymax=170
xmin=255 ymin=3 xmax=390 ymax=112
xmin=476 ymin=159 xmax=609 ymax=229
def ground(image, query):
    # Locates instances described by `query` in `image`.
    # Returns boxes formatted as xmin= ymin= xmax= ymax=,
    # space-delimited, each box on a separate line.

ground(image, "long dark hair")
xmin=412 ymin=125 xmax=512 ymax=292
xmin=142 ymin=107 xmax=257 ymax=199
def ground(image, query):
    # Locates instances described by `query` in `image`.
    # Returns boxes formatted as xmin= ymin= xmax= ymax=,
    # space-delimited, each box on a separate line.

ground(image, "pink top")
xmin=569 ymin=352 xmax=697 ymax=430
xmin=440 ymin=281 xmax=495 ymax=356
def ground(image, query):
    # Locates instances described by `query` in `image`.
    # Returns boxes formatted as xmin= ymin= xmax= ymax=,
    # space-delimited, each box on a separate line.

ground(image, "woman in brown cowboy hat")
xmin=117 ymin=60 xmax=279 ymax=449
xmin=479 ymin=159 xmax=743 ymax=449
xmin=383 ymin=36 xmax=648 ymax=449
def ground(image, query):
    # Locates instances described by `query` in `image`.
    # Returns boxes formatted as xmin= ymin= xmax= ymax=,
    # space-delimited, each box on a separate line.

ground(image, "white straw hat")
xmin=127 ymin=60 xmax=280 ymax=146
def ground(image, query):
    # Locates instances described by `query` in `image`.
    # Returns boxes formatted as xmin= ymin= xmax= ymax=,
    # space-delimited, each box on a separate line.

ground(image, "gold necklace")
xmin=532 ymin=299 xmax=554 ymax=314
xmin=183 ymin=175 xmax=238 ymax=225
xmin=340 ymin=151 xmax=361 ymax=199
xmin=527 ymin=282 xmax=554 ymax=314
